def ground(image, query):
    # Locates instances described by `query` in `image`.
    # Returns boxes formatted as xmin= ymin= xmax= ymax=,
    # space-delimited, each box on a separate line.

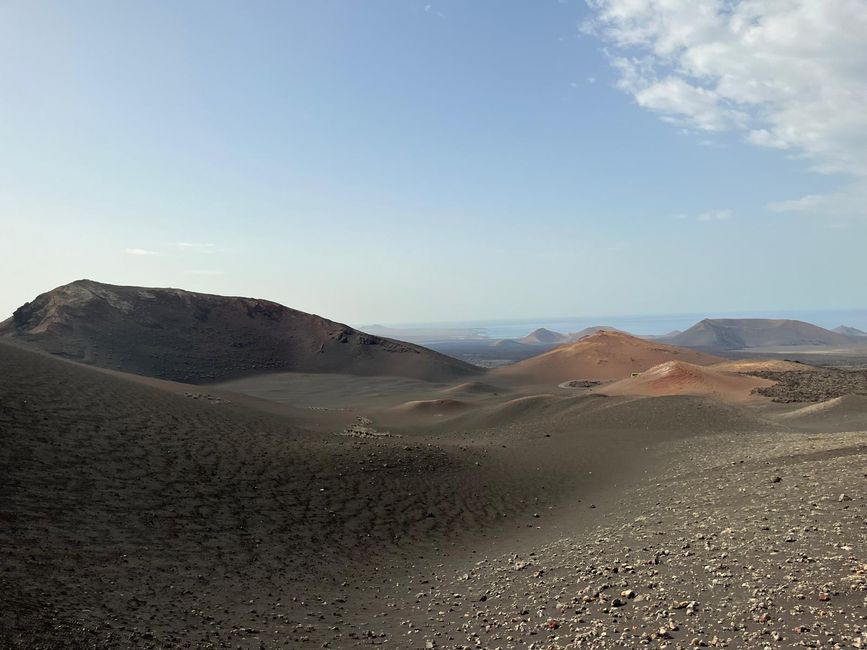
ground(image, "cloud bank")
xmin=169 ymin=242 xmax=218 ymax=252
xmin=124 ymin=248 xmax=161 ymax=256
xmin=584 ymin=0 xmax=867 ymax=216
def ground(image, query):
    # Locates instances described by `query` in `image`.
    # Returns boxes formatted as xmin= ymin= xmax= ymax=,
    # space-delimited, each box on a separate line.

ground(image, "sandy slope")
xmin=775 ymin=394 xmax=867 ymax=430
xmin=388 ymin=398 xmax=472 ymax=416
xmin=493 ymin=330 xmax=723 ymax=384
xmin=440 ymin=380 xmax=506 ymax=396
xmin=0 ymin=342 xmax=527 ymax=648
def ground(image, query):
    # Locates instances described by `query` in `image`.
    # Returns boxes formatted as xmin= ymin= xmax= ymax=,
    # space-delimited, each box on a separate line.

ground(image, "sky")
xmin=1 ymin=0 xmax=866 ymax=325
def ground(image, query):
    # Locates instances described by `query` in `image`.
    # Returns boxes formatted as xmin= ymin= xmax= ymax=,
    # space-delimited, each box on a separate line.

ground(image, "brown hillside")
xmin=601 ymin=360 xmax=776 ymax=402
xmin=492 ymin=330 xmax=723 ymax=383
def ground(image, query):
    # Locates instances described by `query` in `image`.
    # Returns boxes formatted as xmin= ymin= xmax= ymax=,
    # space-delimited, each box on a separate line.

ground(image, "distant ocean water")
xmin=388 ymin=309 xmax=867 ymax=339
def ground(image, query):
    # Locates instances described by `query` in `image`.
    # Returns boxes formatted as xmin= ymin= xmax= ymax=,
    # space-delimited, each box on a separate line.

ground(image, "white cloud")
xmin=633 ymin=73 xmax=746 ymax=132
xmin=766 ymin=194 xmax=825 ymax=213
xmin=169 ymin=242 xmax=219 ymax=253
xmin=584 ymin=0 xmax=867 ymax=180
xmin=766 ymin=185 xmax=867 ymax=218
xmin=124 ymin=248 xmax=161 ymax=256
xmin=188 ymin=269 xmax=224 ymax=276
xmin=672 ymin=209 xmax=732 ymax=221
xmin=697 ymin=209 xmax=732 ymax=222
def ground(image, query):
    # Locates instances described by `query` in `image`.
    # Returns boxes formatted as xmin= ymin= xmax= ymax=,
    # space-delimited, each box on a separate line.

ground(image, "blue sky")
xmin=1 ymin=1 xmax=865 ymax=325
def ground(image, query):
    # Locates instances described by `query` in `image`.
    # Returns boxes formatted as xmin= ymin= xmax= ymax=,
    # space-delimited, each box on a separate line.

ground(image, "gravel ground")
xmin=373 ymin=431 xmax=867 ymax=650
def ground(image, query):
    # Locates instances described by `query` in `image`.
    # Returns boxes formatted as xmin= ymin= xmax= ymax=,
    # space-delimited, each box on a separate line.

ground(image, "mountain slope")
xmin=0 ymin=280 xmax=480 ymax=383
xmin=492 ymin=330 xmax=723 ymax=383
xmin=669 ymin=318 xmax=852 ymax=350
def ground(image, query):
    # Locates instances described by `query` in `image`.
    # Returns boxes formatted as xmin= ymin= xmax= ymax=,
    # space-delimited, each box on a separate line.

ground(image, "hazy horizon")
xmin=2 ymin=1 xmax=866 ymax=324
xmin=362 ymin=308 xmax=867 ymax=337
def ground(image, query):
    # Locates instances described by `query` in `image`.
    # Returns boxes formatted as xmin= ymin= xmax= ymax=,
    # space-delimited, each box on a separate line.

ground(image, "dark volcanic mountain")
xmin=669 ymin=318 xmax=853 ymax=351
xmin=0 ymin=280 xmax=480 ymax=383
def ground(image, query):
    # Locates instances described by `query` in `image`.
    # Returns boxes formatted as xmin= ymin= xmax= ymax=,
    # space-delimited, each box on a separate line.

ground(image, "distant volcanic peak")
xmin=532 ymin=327 xmax=563 ymax=337
xmin=2 ymin=280 xmax=479 ymax=383
xmin=521 ymin=328 xmax=568 ymax=344
xmin=492 ymin=338 xmax=527 ymax=347
xmin=834 ymin=325 xmax=867 ymax=337
xmin=670 ymin=318 xmax=851 ymax=350
xmin=556 ymin=331 xmax=621 ymax=351
xmin=564 ymin=329 xmax=641 ymax=347
xmin=569 ymin=326 xmax=625 ymax=340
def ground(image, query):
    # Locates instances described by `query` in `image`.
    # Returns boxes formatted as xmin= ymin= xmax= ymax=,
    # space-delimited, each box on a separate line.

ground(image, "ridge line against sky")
xmin=1 ymin=0 xmax=865 ymax=324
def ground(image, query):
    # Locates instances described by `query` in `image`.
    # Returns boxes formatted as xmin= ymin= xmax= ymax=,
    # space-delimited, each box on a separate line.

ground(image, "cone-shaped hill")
xmin=601 ymin=360 xmax=776 ymax=402
xmin=519 ymin=328 xmax=569 ymax=345
xmin=492 ymin=330 xmax=723 ymax=384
